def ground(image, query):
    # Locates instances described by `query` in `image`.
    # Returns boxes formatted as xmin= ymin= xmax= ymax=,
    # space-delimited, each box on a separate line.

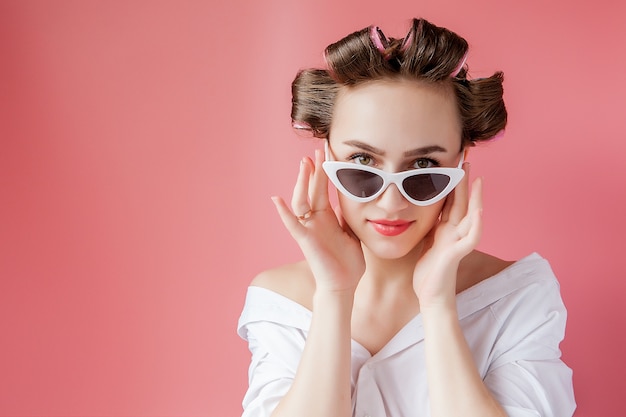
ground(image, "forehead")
xmin=329 ymin=78 xmax=462 ymax=153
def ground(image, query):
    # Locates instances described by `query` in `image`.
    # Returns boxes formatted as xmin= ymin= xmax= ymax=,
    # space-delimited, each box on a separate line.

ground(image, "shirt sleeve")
xmin=237 ymin=288 xmax=311 ymax=417
xmin=484 ymin=275 xmax=576 ymax=417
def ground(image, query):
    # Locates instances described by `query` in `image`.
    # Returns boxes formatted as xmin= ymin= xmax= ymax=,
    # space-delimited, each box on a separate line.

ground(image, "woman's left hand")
xmin=412 ymin=163 xmax=483 ymax=309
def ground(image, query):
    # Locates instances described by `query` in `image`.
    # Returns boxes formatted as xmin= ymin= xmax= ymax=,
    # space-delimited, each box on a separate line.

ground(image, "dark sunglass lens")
xmin=337 ymin=169 xmax=383 ymax=198
xmin=403 ymin=174 xmax=450 ymax=201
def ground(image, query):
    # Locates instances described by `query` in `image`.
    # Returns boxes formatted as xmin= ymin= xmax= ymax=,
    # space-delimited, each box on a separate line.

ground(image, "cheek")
xmin=426 ymin=197 xmax=446 ymax=216
xmin=337 ymin=195 xmax=361 ymax=224
xmin=418 ymin=202 xmax=445 ymax=230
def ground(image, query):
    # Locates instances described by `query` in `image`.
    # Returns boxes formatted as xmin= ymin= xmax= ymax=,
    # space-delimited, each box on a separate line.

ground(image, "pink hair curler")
xmin=491 ymin=129 xmax=505 ymax=141
xmin=451 ymin=51 xmax=468 ymax=77
xmin=399 ymin=29 xmax=414 ymax=52
xmin=292 ymin=121 xmax=311 ymax=130
xmin=369 ymin=26 xmax=391 ymax=60
xmin=400 ymin=20 xmax=421 ymax=53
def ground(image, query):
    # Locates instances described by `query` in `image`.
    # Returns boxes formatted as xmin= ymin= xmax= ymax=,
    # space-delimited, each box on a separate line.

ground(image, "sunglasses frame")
xmin=322 ymin=142 xmax=465 ymax=206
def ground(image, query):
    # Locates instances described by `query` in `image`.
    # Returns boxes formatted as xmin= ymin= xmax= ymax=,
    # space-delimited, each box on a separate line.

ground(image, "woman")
xmin=238 ymin=18 xmax=575 ymax=417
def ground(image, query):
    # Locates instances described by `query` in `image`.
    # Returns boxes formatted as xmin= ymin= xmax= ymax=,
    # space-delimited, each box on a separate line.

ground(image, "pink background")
xmin=1 ymin=1 xmax=624 ymax=416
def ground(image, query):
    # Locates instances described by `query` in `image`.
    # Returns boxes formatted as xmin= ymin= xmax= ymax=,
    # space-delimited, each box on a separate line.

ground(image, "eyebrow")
xmin=342 ymin=140 xmax=448 ymax=157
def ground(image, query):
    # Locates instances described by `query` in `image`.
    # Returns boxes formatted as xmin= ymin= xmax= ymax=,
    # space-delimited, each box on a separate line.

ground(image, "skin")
xmin=256 ymin=77 xmax=513 ymax=417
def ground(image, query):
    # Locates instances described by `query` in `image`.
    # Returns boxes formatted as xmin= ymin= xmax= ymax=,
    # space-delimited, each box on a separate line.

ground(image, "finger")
xmin=467 ymin=206 xmax=483 ymax=247
xmin=456 ymin=205 xmax=483 ymax=253
xmin=334 ymin=204 xmax=359 ymax=241
xmin=272 ymin=196 xmax=305 ymax=239
xmin=456 ymin=178 xmax=483 ymax=241
xmin=446 ymin=161 xmax=470 ymax=224
xmin=310 ymin=148 xmax=330 ymax=209
xmin=291 ymin=157 xmax=313 ymax=217
xmin=467 ymin=176 xmax=483 ymax=216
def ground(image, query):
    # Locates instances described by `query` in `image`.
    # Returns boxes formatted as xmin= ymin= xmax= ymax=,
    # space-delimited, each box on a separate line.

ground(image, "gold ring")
xmin=297 ymin=210 xmax=312 ymax=221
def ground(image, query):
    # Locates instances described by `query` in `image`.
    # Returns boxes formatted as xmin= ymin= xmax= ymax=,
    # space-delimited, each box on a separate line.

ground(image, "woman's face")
xmin=328 ymin=78 xmax=464 ymax=260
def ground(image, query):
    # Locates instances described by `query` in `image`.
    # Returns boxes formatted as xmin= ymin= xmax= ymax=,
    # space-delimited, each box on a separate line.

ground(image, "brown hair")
xmin=291 ymin=18 xmax=507 ymax=146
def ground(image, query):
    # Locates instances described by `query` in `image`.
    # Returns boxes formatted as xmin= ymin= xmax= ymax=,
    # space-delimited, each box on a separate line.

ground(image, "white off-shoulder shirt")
xmin=237 ymin=253 xmax=576 ymax=417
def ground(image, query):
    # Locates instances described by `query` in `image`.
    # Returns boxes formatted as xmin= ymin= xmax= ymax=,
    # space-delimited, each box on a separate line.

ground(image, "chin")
xmin=361 ymin=235 xmax=423 ymax=261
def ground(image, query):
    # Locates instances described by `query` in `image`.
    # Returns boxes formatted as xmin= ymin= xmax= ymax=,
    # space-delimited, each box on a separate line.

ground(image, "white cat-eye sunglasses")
xmin=322 ymin=142 xmax=465 ymax=206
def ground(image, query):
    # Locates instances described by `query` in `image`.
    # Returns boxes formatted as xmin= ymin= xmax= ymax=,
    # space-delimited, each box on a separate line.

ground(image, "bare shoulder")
xmin=250 ymin=261 xmax=316 ymax=311
xmin=457 ymin=250 xmax=516 ymax=293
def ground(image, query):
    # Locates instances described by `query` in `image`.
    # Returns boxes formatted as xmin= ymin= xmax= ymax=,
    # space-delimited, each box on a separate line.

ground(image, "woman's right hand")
xmin=272 ymin=148 xmax=365 ymax=293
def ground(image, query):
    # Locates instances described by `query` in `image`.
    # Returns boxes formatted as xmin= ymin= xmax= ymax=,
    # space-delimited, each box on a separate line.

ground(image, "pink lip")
xmin=369 ymin=219 xmax=413 ymax=236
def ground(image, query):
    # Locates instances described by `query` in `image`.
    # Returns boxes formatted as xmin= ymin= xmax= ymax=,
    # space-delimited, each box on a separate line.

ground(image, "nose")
xmin=375 ymin=183 xmax=410 ymax=213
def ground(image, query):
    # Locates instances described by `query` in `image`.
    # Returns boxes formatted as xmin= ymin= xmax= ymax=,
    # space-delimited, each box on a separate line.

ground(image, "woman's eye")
xmin=414 ymin=158 xmax=435 ymax=169
xmin=351 ymin=154 xmax=373 ymax=165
